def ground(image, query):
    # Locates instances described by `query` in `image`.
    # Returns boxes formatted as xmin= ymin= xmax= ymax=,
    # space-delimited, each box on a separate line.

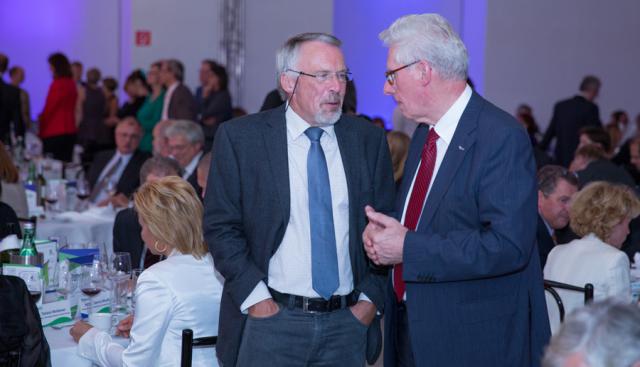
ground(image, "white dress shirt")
xmin=78 ymin=252 xmax=224 ymax=367
xmin=182 ymin=151 xmax=203 ymax=180
xmin=241 ymin=107 xmax=365 ymax=312
xmin=161 ymin=82 xmax=179 ymax=120
xmin=544 ymin=233 xmax=631 ymax=334
xmin=92 ymin=152 xmax=133 ymax=204
xmin=395 ymin=84 xmax=472 ymax=300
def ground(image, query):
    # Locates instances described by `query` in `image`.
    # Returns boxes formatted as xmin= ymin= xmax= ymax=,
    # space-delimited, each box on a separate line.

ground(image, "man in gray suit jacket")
xmin=204 ymin=33 xmax=395 ymax=367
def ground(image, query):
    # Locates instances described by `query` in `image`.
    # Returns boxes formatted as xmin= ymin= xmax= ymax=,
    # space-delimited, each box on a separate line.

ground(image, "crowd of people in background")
xmin=2 ymin=14 xmax=640 ymax=365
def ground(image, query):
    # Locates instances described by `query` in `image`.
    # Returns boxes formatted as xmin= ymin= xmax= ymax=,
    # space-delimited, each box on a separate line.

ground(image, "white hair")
xmin=164 ymin=120 xmax=204 ymax=146
xmin=379 ymin=13 xmax=468 ymax=81
xmin=542 ymin=299 xmax=640 ymax=367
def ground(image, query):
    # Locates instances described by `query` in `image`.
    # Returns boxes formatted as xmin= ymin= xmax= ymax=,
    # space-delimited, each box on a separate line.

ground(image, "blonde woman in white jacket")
xmin=71 ymin=176 xmax=223 ymax=366
xmin=544 ymin=181 xmax=639 ymax=334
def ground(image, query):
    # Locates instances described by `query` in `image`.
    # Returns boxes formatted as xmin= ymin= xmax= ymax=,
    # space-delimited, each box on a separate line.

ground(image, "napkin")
xmin=0 ymin=234 xmax=20 ymax=252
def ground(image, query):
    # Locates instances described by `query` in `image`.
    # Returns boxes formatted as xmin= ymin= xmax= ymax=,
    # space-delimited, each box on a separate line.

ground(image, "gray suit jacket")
xmin=203 ymin=106 xmax=395 ymax=366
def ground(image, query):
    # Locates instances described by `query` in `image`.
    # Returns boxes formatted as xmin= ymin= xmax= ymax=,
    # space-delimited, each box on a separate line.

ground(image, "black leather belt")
xmin=269 ymin=288 xmax=359 ymax=313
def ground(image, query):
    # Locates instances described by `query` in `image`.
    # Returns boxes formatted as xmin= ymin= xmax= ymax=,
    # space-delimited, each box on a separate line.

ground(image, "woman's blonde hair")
xmin=133 ymin=176 xmax=207 ymax=258
xmin=387 ymin=131 xmax=411 ymax=183
xmin=570 ymin=181 xmax=640 ymax=241
xmin=0 ymin=142 xmax=19 ymax=183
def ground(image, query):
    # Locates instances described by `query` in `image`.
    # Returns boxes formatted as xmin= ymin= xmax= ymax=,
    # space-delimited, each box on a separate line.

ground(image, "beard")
xmin=314 ymin=92 xmax=343 ymax=126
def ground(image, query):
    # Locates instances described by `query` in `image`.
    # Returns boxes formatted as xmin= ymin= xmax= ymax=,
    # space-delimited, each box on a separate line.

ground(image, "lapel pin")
xmin=458 ymin=145 xmax=465 ymax=151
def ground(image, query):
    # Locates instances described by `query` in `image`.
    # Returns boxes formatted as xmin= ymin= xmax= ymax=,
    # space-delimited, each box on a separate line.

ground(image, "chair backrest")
xmin=544 ymin=279 xmax=594 ymax=322
xmin=181 ymin=329 xmax=217 ymax=367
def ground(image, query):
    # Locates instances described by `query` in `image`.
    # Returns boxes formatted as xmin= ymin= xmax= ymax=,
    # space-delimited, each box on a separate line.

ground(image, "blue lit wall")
xmin=333 ymin=0 xmax=486 ymax=128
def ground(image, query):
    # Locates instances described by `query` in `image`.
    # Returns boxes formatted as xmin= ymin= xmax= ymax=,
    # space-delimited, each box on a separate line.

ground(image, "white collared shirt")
xmin=161 ymin=82 xmax=180 ymax=120
xmin=240 ymin=107 xmax=357 ymax=311
xmin=396 ymin=84 xmax=472 ymax=300
xmin=182 ymin=151 xmax=203 ymax=180
xmin=92 ymin=151 xmax=133 ymax=203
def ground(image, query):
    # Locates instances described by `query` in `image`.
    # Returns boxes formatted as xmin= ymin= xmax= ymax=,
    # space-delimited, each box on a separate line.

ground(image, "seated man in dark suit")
xmin=570 ymin=144 xmax=635 ymax=188
xmin=159 ymin=59 xmax=197 ymax=121
xmin=112 ymin=156 xmax=182 ymax=269
xmin=536 ymin=165 xmax=578 ymax=268
xmin=164 ymin=119 xmax=204 ymax=196
xmin=87 ymin=117 xmax=150 ymax=207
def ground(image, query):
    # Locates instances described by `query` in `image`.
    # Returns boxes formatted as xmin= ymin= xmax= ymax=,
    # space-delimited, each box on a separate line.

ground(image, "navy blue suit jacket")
xmin=384 ymin=93 xmax=550 ymax=367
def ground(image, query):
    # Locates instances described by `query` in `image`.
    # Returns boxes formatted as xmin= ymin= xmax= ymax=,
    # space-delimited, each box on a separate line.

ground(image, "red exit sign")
xmin=135 ymin=30 xmax=151 ymax=47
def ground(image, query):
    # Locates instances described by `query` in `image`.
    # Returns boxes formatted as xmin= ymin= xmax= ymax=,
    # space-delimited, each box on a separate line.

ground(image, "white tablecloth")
xmin=45 ymin=326 xmax=129 ymax=367
xmin=37 ymin=207 xmax=117 ymax=247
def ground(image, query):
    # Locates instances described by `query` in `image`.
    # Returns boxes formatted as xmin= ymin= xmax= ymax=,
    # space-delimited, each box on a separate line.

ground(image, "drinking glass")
xmin=25 ymin=272 xmax=43 ymax=304
xmin=81 ymin=264 xmax=104 ymax=315
xmin=44 ymin=185 xmax=59 ymax=214
xmin=76 ymin=178 xmax=90 ymax=211
xmin=109 ymin=252 xmax=132 ymax=314
xmin=130 ymin=268 xmax=143 ymax=313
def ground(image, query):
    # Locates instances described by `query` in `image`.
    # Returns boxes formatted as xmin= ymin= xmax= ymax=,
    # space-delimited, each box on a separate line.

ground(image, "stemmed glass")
xmin=44 ymin=185 xmax=59 ymax=215
xmin=129 ymin=268 xmax=143 ymax=313
xmin=76 ymin=178 xmax=90 ymax=211
xmin=81 ymin=263 xmax=104 ymax=316
xmin=25 ymin=272 xmax=43 ymax=304
xmin=109 ymin=252 xmax=132 ymax=314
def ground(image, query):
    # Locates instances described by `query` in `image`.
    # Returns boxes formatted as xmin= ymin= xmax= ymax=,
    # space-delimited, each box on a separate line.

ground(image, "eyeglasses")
xmin=287 ymin=69 xmax=352 ymax=83
xmin=385 ymin=61 xmax=419 ymax=86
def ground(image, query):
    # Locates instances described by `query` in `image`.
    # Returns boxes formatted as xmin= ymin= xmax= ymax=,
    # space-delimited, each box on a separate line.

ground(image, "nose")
xmin=383 ymin=80 xmax=394 ymax=95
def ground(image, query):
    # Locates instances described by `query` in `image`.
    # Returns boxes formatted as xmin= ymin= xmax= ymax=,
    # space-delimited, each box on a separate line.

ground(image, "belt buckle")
xmin=302 ymin=297 xmax=318 ymax=314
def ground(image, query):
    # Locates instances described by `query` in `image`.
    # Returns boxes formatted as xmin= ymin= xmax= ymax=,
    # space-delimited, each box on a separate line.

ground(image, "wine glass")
xmin=44 ymin=185 xmax=59 ymax=214
xmin=25 ymin=272 xmax=43 ymax=304
xmin=76 ymin=178 xmax=90 ymax=211
xmin=129 ymin=268 xmax=143 ymax=313
xmin=81 ymin=263 xmax=104 ymax=316
xmin=109 ymin=252 xmax=132 ymax=314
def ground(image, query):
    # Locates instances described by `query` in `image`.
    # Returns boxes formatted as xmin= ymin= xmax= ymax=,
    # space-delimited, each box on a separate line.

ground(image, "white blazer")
xmin=543 ymin=233 xmax=631 ymax=334
xmin=78 ymin=252 xmax=224 ymax=366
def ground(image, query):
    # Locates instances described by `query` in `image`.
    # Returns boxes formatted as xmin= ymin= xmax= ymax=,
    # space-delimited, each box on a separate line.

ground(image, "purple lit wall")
xmin=333 ymin=0 xmax=486 ymax=128
xmin=0 ymin=1 xmax=120 ymax=121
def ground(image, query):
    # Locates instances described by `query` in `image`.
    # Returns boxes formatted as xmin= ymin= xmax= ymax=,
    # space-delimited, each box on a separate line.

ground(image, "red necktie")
xmin=394 ymin=127 xmax=439 ymax=302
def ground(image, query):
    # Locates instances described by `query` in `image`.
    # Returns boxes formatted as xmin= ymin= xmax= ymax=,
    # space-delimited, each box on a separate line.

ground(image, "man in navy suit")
xmin=363 ymin=14 xmax=551 ymax=367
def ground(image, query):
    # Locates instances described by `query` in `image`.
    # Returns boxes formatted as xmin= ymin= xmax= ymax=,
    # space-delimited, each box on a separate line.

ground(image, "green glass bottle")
xmin=19 ymin=223 xmax=38 ymax=257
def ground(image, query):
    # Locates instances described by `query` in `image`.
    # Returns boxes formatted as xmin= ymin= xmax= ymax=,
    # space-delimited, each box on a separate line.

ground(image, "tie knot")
xmin=427 ymin=128 xmax=439 ymax=144
xmin=305 ymin=127 xmax=324 ymax=142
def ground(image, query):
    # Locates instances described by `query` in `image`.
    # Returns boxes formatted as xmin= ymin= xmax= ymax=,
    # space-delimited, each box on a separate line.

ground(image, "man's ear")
xmin=280 ymin=73 xmax=294 ymax=95
xmin=417 ymin=60 xmax=431 ymax=86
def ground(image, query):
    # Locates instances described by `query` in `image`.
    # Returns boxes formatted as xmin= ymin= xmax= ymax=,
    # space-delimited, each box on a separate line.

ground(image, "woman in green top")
xmin=136 ymin=61 xmax=165 ymax=153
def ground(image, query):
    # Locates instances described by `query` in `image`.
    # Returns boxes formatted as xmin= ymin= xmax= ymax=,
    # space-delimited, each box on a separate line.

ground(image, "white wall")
xmin=129 ymin=0 xmax=222 ymax=93
xmin=242 ymin=0 xmax=334 ymax=112
xmin=484 ymin=0 xmax=640 ymax=130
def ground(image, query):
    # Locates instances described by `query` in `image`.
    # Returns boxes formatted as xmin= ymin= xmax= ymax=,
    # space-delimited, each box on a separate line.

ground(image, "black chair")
xmin=544 ymin=279 xmax=594 ymax=322
xmin=181 ymin=329 xmax=217 ymax=367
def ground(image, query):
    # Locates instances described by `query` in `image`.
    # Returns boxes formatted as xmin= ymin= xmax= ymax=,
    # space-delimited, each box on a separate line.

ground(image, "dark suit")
xmin=185 ymin=165 xmax=202 ymax=198
xmin=576 ymin=159 xmax=636 ymax=189
xmin=204 ymin=106 xmax=395 ymax=366
xmin=537 ymin=215 xmax=555 ymax=269
xmin=113 ymin=208 xmax=161 ymax=269
xmin=0 ymin=79 xmax=24 ymax=143
xmin=87 ymin=149 xmax=150 ymax=197
xmin=168 ymin=84 xmax=197 ymax=121
xmin=385 ymin=93 xmax=550 ymax=367
xmin=539 ymin=95 xmax=601 ymax=167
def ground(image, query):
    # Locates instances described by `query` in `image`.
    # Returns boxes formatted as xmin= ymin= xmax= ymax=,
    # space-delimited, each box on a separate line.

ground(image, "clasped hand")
xmin=362 ymin=205 xmax=407 ymax=266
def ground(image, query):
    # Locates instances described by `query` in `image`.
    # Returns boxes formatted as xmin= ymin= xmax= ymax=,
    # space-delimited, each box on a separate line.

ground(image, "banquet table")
xmin=36 ymin=207 xmax=118 ymax=248
xmin=45 ymin=326 xmax=129 ymax=367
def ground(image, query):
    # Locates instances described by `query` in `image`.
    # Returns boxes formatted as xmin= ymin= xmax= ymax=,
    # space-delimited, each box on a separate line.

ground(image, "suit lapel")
xmin=417 ymin=93 xmax=482 ymax=230
xmin=262 ymin=107 xmax=291 ymax=226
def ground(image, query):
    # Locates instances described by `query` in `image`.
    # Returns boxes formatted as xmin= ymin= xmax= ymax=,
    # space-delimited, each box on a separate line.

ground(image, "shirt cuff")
xmin=239 ymin=281 xmax=272 ymax=314
xmin=77 ymin=327 xmax=102 ymax=360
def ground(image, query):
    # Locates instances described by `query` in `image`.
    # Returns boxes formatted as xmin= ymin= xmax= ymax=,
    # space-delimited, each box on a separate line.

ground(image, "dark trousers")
xmin=236 ymin=304 xmax=367 ymax=367
xmin=42 ymin=134 xmax=76 ymax=162
xmin=396 ymin=302 xmax=416 ymax=367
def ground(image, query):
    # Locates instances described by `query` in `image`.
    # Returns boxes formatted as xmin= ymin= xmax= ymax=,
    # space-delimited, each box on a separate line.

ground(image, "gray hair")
xmin=379 ymin=13 xmax=468 ymax=81
xmin=164 ymin=59 xmax=184 ymax=82
xmin=275 ymin=32 xmax=342 ymax=94
xmin=139 ymin=156 xmax=183 ymax=182
xmin=543 ymin=299 xmax=640 ymax=367
xmin=164 ymin=120 xmax=204 ymax=146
